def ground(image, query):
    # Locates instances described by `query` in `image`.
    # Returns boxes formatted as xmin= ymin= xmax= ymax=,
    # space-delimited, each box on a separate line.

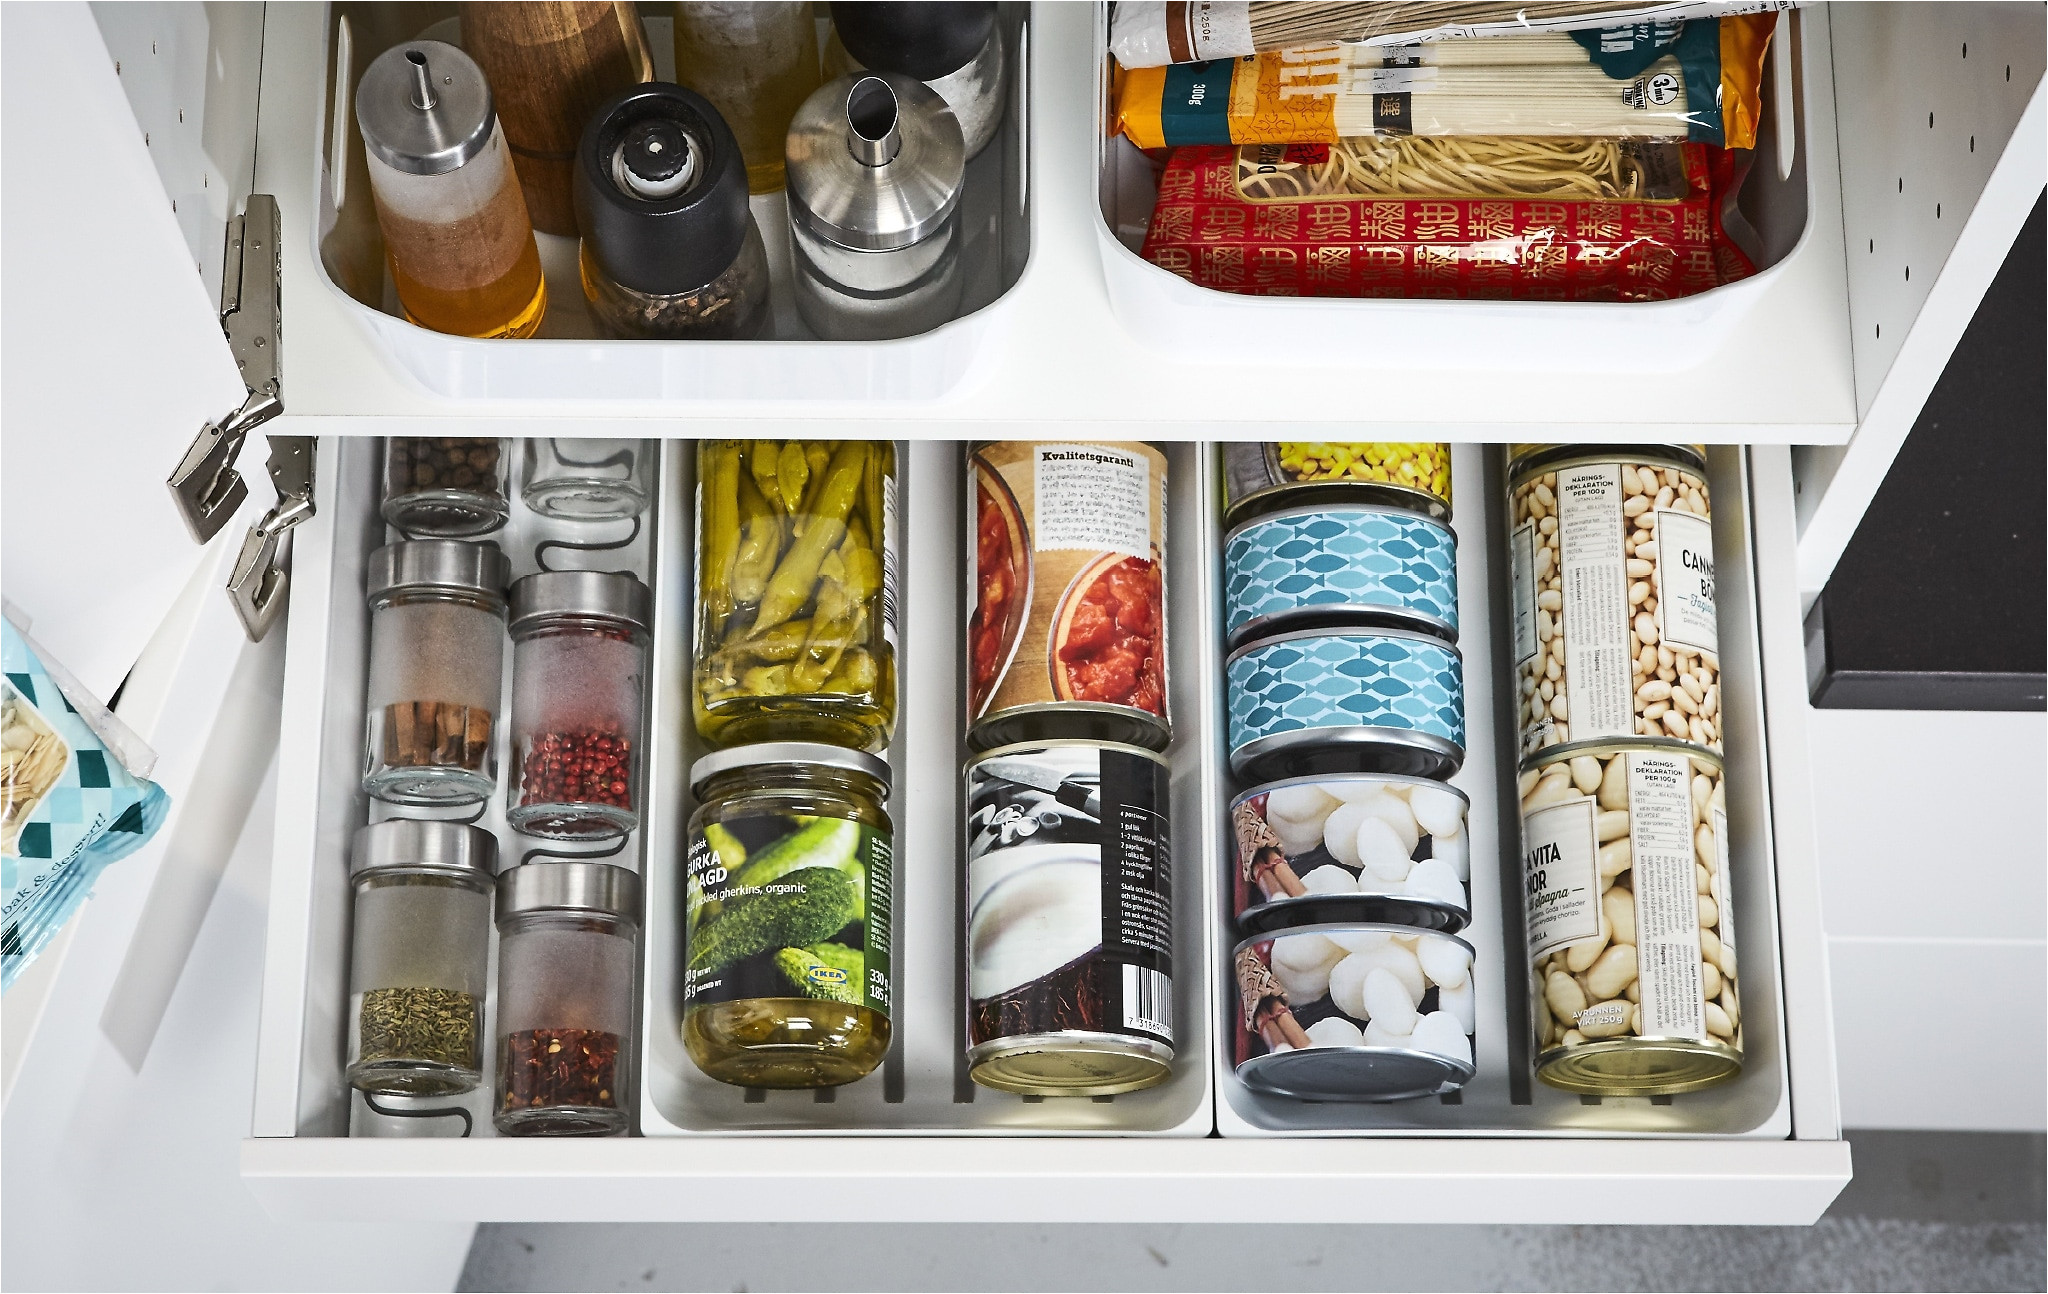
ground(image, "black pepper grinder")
xmin=830 ymin=2 xmax=1003 ymax=158
xmin=572 ymin=83 xmax=773 ymax=340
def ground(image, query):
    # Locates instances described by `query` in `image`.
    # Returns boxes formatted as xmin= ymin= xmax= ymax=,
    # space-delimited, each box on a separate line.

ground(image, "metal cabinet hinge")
xmin=164 ymin=194 xmax=315 ymax=640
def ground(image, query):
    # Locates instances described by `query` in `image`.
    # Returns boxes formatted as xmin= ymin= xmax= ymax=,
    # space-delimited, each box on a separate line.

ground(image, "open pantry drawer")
xmin=241 ymin=436 xmax=1849 ymax=1224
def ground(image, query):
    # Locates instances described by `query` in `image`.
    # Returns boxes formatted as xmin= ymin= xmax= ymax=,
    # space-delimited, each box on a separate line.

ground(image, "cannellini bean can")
xmin=1222 ymin=443 xmax=1453 ymax=524
xmin=1508 ymin=448 xmax=1721 ymax=761
xmin=1233 ymin=924 xmax=1477 ymax=1101
xmin=1519 ymin=739 xmax=1742 ymax=1095
xmin=1231 ymin=774 xmax=1471 ymax=935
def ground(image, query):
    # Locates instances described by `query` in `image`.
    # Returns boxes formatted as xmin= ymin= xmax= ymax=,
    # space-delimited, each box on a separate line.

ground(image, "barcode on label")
xmin=880 ymin=473 xmax=898 ymax=645
xmin=1122 ymin=965 xmax=1173 ymax=1041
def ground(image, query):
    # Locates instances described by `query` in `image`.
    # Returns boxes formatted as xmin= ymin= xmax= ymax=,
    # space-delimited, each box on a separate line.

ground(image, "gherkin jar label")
xmin=683 ymin=813 xmax=892 ymax=1019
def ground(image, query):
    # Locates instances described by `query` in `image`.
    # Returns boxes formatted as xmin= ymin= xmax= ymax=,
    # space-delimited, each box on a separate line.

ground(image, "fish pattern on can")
xmin=1228 ymin=634 xmax=1465 ymax=754
xmin=1224 ymin=509 xmax=1458 ymax=643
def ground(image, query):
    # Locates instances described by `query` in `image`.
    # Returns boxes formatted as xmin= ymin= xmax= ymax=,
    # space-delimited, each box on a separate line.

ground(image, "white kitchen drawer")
xmin=242 ymin=437 xmax=1850 ymax=1223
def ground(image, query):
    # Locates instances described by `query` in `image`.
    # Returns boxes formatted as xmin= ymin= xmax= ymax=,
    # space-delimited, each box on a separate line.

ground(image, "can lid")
xmin=831 ymin=2 xmax=996 ymax=81
xmin=495 ymin=861 xmax=641 ymax=925
xmin=351 ymin=819 xmax=498 ymax=881
xmin=786 ymin=73 xmax=965 ymax=252
xmin=1223 ymin=499 xmax=1457 ymax=548
xmin=690 ymin=742 xmax=891 ymax=791
xmin=355 ymin=41 xmax=496 ymax=177
xmin=574 ymin=83 xmax=752 ymax=297
xmin=366 ymin=540 xmax=510 ymax=604
xmin=508 ymin=570 xmax=651 ymax=634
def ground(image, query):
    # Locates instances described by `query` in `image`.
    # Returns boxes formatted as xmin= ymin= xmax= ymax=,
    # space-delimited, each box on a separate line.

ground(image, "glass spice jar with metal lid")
xmin=345 ymin=819 xmax=498 ymax=1097
xmin=494 ymin=861 xmax=642 ymax=1136
xmin=784 ymin=73 xmax=967 ymax=340
xmin=507 ymin=570 xmax=651 ymax=839
xmin=683 ymin=743 xmax=893 ymax=1089
xmin=363 ymin=539 xmax=510 ymax=806
xmin=384 ymin=438 xmax=510 ymax=538
xmin=355 ymin=41 xmax=547 ymax=339
xmin=573 ymin=83 xmax=772 ymax=341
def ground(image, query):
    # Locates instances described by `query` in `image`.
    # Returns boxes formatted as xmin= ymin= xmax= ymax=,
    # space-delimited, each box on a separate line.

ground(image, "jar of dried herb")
xmin=363 ymin=540 xmax=510 ymax=806
xmin=345 ymin=819 xmax=498 ymax=1097
xmin=507 ymin=570 xmax=651 ymax=840
xmin=494 ymin=861 xmax=641 ymax=1136
xmin=383 ymin=438 xmax=511 ymax=538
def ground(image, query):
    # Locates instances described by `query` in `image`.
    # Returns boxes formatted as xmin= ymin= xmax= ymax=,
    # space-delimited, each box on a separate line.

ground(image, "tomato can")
xmin=1224 ymin=503 xmax=1458 ymax=649
xmin=1518 ymin=739 xmax=1742 ymax=1096
xmin=1222 ymin=443 xmax=1452 ymax=524
xmin=967 ymin=442 xmax=1169 ymax=752
xmin=1231 ymin=774 xmax=1470 ymax=936
xmin=1508 ymin=448 xmax=1720 ymax=760
xmin=1232 ymin=924 xmax=1476 ymax=1101
xmin=964 ymin=740 xmax=1174 ymax=1095
xmin=1225 ymin=627 xmax=1465 ymax=783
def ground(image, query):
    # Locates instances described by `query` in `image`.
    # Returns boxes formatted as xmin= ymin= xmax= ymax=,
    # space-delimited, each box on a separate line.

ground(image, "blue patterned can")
xmin=1224 ymin=504 xmax=1458 ymax=649
xmin=1226 ymin=628 xmax=1466 ymax=782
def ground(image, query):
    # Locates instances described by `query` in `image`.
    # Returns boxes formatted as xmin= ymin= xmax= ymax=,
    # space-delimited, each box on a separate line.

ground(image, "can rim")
xmin=1232 ymin=921 xmax=1476 ymax=963
xmin=1223 ymin=499 xmax=1458 ymax=548
xmin=1229 ymin=727 xmax=1466 ymax=784
xmin=967 ymin=1030 xmax=1175 ymax=1096
xmin=1230 ymin=769 xmax=1471 ymax=812
xmin=1522 ymin=735 xmax=1724 ymax=776
xmin=1507 ymin=444 xmax=1710 ymax=482
xmin=1225 ymin=623 xmax=1464 ymax=670
xmin=1235 ymin=1044 xmax=1475 ymax=1102
xmin=1227 ymin=603 xmax=1458 ymax=654
xmin=1534 ymin=1036 xmax=1743 ymax=1097
xmin=689 ymin=742 xmax=892 ymax=790
xmin=966 ymin=737 xmax=1170 ymax=768
xmin=1236 ymin=891 xmax=1469 ymax=937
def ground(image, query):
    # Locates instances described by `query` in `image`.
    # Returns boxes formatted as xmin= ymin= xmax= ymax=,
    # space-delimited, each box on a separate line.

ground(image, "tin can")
xmin=1232 ymin=924 xmax=1476 ymax=1101
xmin=1226 ymin=627 xmax=1465 ymax=783
xmin=1231 ymin=774 xmax=1470 ymax=936
xmin=964 ymin=740 xmax=1173 ymax=1095
xmin=968 ymin=442 xmax=1169 ymax=752
xmin=1508 ymin=448 xmax=1720 ymax=760
xmin=1518 ymin=739 xmax=1742 ymax=1096
xmin=1507 ymin=443 xmax=1706 ymax=480
xmin=1222 ymin=443 xmax=1451 ymax=524
xmin=1224 ymin=503 xmax=1458 ymax=649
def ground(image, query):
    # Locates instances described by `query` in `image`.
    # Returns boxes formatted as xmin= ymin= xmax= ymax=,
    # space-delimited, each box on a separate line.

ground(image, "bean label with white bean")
xmin=1518 ymin=742 xmax=1743 ymax=1095
xmin=1510 ymin=457 xmax=1720 ymax=759
xmin=1231 ymin=775 xmax=1471 ymax=934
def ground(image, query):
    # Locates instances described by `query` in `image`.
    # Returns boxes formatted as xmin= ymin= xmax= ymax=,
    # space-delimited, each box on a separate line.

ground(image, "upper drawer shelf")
xmin=252 ymin=3 xmax=1866 ymax=438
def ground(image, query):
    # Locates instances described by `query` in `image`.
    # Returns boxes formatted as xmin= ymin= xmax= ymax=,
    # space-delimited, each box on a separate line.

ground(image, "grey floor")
xmin=459 ymin=1130 xmax=2045 ymax=1292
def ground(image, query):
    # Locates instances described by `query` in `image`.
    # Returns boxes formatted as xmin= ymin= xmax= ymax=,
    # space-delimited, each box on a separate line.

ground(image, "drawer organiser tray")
xmin=313 ymin=5 xmax=1033 ymax=403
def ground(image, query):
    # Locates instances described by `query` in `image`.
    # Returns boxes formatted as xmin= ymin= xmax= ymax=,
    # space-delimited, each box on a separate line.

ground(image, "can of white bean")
xmin=1518 ymin=739 xmax=1742 ymax=1096
xmin=1508 ymin=449 xmax=1721 ymax=761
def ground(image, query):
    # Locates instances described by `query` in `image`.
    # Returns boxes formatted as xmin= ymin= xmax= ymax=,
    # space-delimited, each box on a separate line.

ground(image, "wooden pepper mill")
xmin=461 ymin=2 xmax=653 ymax=236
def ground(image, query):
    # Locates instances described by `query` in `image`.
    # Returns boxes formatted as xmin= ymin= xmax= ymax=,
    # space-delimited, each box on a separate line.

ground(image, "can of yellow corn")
xmin=1222 ymin=444 xmax=1451 ymax=525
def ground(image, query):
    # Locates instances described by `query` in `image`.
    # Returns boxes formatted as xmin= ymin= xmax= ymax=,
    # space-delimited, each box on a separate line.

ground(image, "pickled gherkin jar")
xmin=693 ymin=440 xmax=897 ymax=750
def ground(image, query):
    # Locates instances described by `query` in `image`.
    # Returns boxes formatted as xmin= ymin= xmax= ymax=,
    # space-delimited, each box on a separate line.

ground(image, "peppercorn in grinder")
xmin=573 ymin=84 xmax=773 ymax=340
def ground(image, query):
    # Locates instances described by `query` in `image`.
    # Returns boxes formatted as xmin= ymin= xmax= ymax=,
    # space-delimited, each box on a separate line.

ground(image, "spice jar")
xmin=519 ymin=438 xmax=655 ymax=521
xmin=693 ymin=440 xmax=898 ymax=751
xmin=493 ymin=861 xmax=641 ymax=1135
xmin=356 ymin=41 xmax=547 ymax=339
xmin=785 ymin=74 xmax=967 ymax=341
xmin=507 ymin=570 xmax=651 ymax=839
xmin=683 ymin=744 xmax=893 ymax=1089
xmin=671 ymin=1 xmax=823 ymax=194
xmin=573 ymin=84 xmax=772 ymax=341
xmin=383 ymin=438 xmax=510 ymax=538
xmin=831 ymin=2 xmax=1004 ymax=159
xmin=345 ymin=819 xmax=497 ymax=1097
xmin=363 ymin=540 xmax=510 ymax=806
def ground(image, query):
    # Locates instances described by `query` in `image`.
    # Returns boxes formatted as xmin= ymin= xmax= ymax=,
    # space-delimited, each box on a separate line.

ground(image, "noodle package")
xmin=2 ymin=616 xmax=170 ymax=990
xmin=1115 ymin=15 xmax=1776 ymax=150
xmin=1139 ymin=136 xmax=1755 ymax=300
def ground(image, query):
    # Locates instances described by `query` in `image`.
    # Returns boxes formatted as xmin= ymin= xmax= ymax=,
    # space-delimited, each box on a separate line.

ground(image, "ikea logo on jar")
xmin=808 ymin=966 xmax=850 ymax=988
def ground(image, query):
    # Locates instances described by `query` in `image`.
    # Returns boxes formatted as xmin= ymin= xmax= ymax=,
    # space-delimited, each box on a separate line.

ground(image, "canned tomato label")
xmin=1231 ymin=775 xmax=1470 ymax=935
xmin=1223 ymin=505 xmax=1458 ymax=648
xmin=1519 ymin=740 xmax=1741 ymax=1096
xmin=1222 ymin=443 xmax=1451 ymax=523
xmin=1226 ymin=627 xmax=1466 ymax=782
xmin=968 ymin=443 xmax=1169 ymax=751
xmin=1232 ymin=924 xmax=1475 ymax=1102
xmin=1510 ymin=452 xmax=1720 ymax=760
xmin=964 ymin=741 xmax=1174 ymax=1095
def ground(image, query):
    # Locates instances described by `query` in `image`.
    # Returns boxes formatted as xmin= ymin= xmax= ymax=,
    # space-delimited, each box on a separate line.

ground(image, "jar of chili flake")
xmin=493 ymin=861 xmax=641 ymax=1136
xmin=506 ymin=570 xmax=652 ymax=839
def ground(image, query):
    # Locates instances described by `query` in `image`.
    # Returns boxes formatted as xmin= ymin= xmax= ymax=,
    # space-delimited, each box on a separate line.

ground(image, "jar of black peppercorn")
xmin=363 ymin=540 xmax=510 ymax=806
xmin=383 ymin=438 xmax=511 ymax=537
xmin=506 ymin=570 xmax=651 ymax=839
xmin=573 ymin=83 xmax=772 ymax=341
xmin=493 ymin=861 xmax=641 ymax=1136
xmin=346 ymin=819 xmax=497 ymax=1097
